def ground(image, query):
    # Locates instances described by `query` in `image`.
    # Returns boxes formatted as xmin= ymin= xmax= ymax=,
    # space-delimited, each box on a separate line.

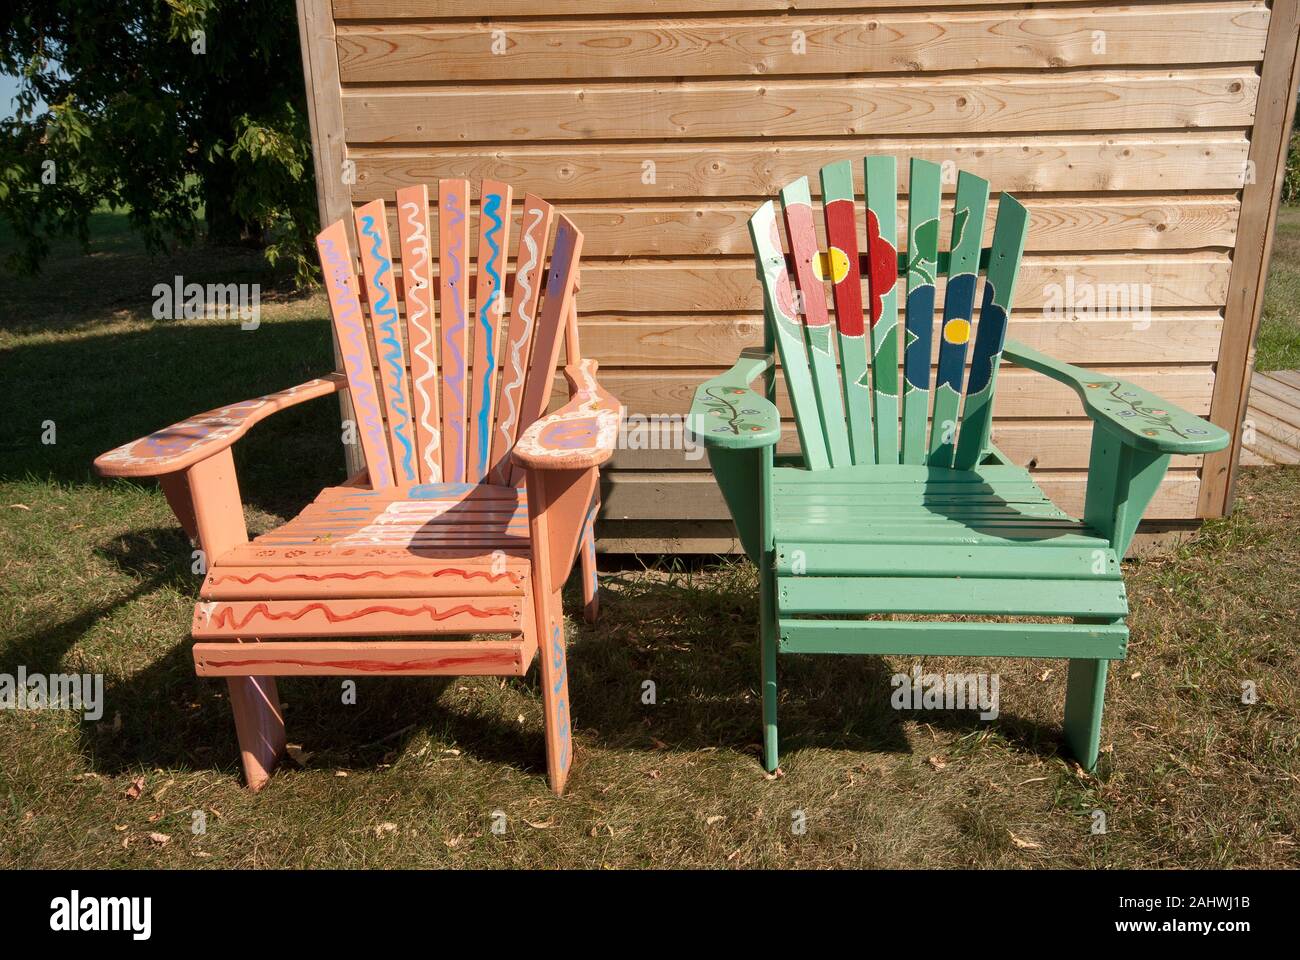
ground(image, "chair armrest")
xmin=513 ymin=359 xmax=621 ymax=470
xmin=94 ymin=373 xmax=348 ymax=478
xmin=1003 ymin=339 xmax=1229 ymax=455
xmin=687 ymin=347 xmax=781 ymax=450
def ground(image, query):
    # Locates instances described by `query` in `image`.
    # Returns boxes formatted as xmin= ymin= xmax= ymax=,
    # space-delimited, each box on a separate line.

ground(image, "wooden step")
xmin=777 ymin=619 xmax=1128 ymax=660
xmin=191 ymin=597 xmax=524 ymax=639
xmin=193 ymin=637 xmax=536 ymax=677
xmin=201 ymin=562 xmax=527 ymax=600
xmin=778 ymin=576 xmax=1127 ymax=619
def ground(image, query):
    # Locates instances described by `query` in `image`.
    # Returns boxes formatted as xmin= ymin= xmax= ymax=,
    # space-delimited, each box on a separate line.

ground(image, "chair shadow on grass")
xmin=6 ymin=312 xmax=1066 ymax=783
xmin=564 ymin=565 xmax=1072 ymax=768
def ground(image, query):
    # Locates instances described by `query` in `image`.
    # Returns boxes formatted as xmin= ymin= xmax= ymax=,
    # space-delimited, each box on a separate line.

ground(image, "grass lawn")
xmin=1 ymin=214 xmax=1297 ymax=869
xmin=1257 ymin=205 xmax=1300 ymax=370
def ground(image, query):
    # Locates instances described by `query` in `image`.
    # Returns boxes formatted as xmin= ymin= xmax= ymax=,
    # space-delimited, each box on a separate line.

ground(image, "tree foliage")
xmin=0 ymin=0 xmax=318 ymax=284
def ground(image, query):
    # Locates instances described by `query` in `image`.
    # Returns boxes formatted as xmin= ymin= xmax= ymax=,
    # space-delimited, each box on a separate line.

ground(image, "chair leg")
xmin=759 ymin=560 xmax=779 ymax=773
xmin=1063 ymin=658 xmax=1109 ymax=771
xmin=227 ymin=676 xmax=285 ymax=791
xmin=536 ymin=589 xmax=574 ymax=795
xmin=580 ymin=526 xmax=599 ymax=623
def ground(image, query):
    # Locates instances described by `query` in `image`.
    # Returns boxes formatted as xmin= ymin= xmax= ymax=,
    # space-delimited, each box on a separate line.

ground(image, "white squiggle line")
xmin=495 ymin=207 xmax=544 ymax=453
xmin=401 ymin=200 xmax=443 ymax=482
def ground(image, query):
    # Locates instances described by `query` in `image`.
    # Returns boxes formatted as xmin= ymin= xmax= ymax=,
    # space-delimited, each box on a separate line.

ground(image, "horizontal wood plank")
xmin=343 ymin=69 xmax=1258 ymax=143
xmin=193 ymin=639 xmax=535 ymax=677
xmin=336 ymin=5 xmax=1268 ymax=82
xmin=577 ymin=313 xmax=1225 ymax=366
xmin=363 ymin=195 xmax=1241 ymax=256
xmin=351 ymin=133 xmax=1251 ymax=200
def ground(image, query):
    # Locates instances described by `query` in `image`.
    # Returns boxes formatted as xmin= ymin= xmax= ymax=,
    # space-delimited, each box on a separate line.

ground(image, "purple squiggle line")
xmin=321 ymin=234 xmax=393 ymax=484
xmin=443 ymin=191 xmax=467 ymax=476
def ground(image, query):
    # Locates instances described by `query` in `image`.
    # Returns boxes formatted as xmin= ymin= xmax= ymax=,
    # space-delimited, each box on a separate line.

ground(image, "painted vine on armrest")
xmin=687 ymin=347 xmax=782 ymax=450
xmin=513 ymin=359 xmax=621 ymax=470
xmin=1002 ymin=339 xmax=1230 ymax=455
xmin=94 ymin=374 xmax=348 ymax=479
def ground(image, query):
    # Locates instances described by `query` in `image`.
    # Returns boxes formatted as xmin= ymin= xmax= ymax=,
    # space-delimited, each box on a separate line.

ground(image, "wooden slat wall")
xmin=298 ymin=0 xmax=1300 ymax=551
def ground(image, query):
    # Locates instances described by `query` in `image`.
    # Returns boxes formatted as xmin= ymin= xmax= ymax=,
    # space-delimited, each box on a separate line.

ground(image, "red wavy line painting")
xmin=202 ymin=653 xmax=516 ymax=673
xmin=211 ymin=567 xmax=522 ymax=586
xmin=204 ymin=601 xmax=516 ymax=632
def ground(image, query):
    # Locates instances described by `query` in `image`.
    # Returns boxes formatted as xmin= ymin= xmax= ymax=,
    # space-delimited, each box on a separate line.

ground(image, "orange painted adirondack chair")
xmin=94 ymin=180 xmax=620 ymax=795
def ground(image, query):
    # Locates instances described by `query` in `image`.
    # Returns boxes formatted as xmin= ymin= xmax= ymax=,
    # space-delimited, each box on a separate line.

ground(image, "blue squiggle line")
xmin=359 ymin=214 xmax=416 ymax=483
xmin=474 ymin=192 xmax=505 ymax=479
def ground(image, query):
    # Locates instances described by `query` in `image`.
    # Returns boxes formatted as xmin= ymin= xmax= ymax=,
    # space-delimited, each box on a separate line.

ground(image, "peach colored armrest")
xmin=513 ymin=360 xmax=621 ymax=470
xmin=94 ymin=374 xmax=348 ymax=478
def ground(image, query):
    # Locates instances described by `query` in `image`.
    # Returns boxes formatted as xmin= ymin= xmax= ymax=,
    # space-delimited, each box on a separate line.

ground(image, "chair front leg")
xmin=187 ymin=449 xmax=287 ymax=790
xmin=579 ymin=492 xmax=600 ymax=623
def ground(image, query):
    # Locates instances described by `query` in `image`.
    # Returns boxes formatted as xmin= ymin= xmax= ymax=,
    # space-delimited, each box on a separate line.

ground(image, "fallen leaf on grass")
xmin=1009 ymin=831 xmax=1042 ymax=850
xmin=705 ymin=815 xmax=726 ymax=826
xmin=927 ymin=755 xmax=947 ymax=771
xmin=148 ymin=832 xmax=171 ymax=846
xmin=285 ymin=744 xmax=312 ymax=766
xmin=124 ymin=777 xmax=145 ymax=800
xmin=375 ymin=822 xmax=398 ymax=837
xmin=8 ymin=503 xmax=30 ymax=511
xmin=523 ymin=818 xmax=556 ymax=829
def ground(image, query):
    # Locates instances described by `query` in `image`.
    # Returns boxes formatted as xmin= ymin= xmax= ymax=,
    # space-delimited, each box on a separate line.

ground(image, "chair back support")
xmin=750 ymin=156 xmax=1029 ymax=471
xmin=316 ymin=180 xmax=584 ymax=489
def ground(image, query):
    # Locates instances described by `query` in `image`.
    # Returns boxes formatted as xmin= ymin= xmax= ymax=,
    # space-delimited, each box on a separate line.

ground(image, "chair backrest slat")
xmin=354 ymin=199 xmax=420 ymax=486
xmin=780 ymin=177 xmax=851 ymax=467
xmin=749 ymin=200 xmax=829 ymax=470
xmin=753 ymin=156 xmax=1031 ymax=476
xmin=394 ymin=183 xmax=442 ymax=483
xmin=437 ymin=179 xmax=472 ymax=483
xmin=467 ymin=180 xmax=514 ymax=484
xmin=488 ymin=194 xmax=554 ymax=485
xmin=901 ymin=159 xmax=941 ymax=464
xmin=513 ymin=215 xmax=584 ymax=485
xmin=953 ymin=194 xmax=1029 ymax=470
xmin=864 ymin=156 xmax=901 ymax=465
xmin=317 ymin=181 xmax=589 ymax=493
xmin=928 ymin=171 xmax=989 ymax=467
xmin=316 ymin=219 xmax=396 ymax=488
xmin=820 ymin=160 xmax=874 ymax=464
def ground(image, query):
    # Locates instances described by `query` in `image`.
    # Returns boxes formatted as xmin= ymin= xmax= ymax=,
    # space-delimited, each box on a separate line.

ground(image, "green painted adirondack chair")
xmin=687 ymin=157 xmax=1230 ymax=773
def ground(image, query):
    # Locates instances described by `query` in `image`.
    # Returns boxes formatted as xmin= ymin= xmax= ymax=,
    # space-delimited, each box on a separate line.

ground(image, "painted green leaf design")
xmin=951 ymin=207 xmax=970 ymax=253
